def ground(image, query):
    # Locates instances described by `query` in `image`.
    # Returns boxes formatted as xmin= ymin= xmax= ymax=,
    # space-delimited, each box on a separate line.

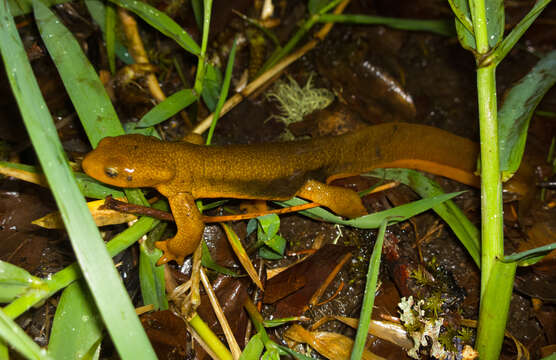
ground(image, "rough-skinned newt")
xmin=82 ymin=122 xmax=530 ymax=265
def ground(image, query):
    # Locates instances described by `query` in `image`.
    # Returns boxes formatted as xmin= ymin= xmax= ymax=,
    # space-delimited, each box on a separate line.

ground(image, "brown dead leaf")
xmin=285 ymin=324 xmax=385 ymax=360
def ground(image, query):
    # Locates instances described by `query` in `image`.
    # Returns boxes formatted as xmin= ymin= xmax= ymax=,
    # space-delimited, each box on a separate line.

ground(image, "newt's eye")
xmin=104 ymin=167 xmax=118 ymax=178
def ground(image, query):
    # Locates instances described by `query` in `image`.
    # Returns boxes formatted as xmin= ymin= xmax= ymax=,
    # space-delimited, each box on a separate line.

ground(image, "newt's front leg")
xmin=155 ymin=192 xmax=204 ymax=265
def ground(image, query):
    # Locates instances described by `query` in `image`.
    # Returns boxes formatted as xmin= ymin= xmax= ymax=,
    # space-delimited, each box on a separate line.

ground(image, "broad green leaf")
xmin=450 ymin=0 xmax=476 ymax=51
xmin=499 ymin=50 xmax=556 ymax=179
xmin=201 ymin=64 xmax=222 ymax=111
xmin=239 ymin=332 xmax=264 ymax=360
xmin=137 ymin=89 xmax=198 ymax=128
xmin=318 ymin=14 xmax=454 ymax=36
xmin=485 ymin=0 xmax=504 ymax=48
xmin=366 ymin=168 xmax=480 ymax=267
xmin=257 ymin=214 xmax=280 ymax=241
xmin=502 ymin=242 xmax=556 ymax=266
xmin=0 ymin=308 xmax=52 ymax=360
xmin=48 ymin=281 xmax=104 ymax=360
xmin=0 ymin=261 xmax=44 ymax=303
xmin=107 ymin=0 xmax=200 ymax=55
xmin=35 ymin=0 xmax=123 ymax=147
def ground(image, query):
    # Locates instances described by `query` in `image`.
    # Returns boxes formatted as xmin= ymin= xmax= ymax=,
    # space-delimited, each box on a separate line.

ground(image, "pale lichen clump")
xmin=398 ymin=296 xmax=478 ymax=360
xmin=266 ymin=75 xmax=334 ymax=139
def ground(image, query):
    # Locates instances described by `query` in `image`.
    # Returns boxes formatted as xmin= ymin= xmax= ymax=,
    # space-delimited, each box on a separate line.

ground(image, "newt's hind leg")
xmin=155 ymin=192 xmax=204 ymax=265
xmin=296 ymin=179 xmax=367 ymax=218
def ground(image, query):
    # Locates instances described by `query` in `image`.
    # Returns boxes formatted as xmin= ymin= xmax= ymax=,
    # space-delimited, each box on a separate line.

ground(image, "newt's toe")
xmin=155 ymin=240 xmax=185 ymax=265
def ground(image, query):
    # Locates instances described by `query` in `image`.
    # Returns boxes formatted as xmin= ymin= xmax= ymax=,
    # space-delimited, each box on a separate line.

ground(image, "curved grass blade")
xmin=85 ymin=0 xmax=133 ymax=64
xmin=206 ymin=37 xmax=238 ymax=145
xmin=276 ymin=191 xmax=461 ymax=228
xmin=318 ymin=14 xmax=454 ymax=36
xmin=3 ymin=209 xmax=162 ymax=319
xmin=0 ymin=309 xmax=52 ymax=360
xmin=351 ymin=219 xmax=387 ymax=360
xmin=201 ymin=241 xmax=240 ymax=277
xmin=34 ymin=0 xmax=123 ymax=147
xmin=0 ymin=261 xmax=44 ymax=303
xmin=0 ymin=2 xmax=157 ymax=358
xmin=499 ymin=50 xmax=556 ymax=179
xmin=105 ymin=3 xmax=116 ymax=74
xmin=502 ymin=242 xmax=556 ymax=266
xmin=47 ymin=281 xmax=104 ymax=360
xmin=108 ymin=0 xmax=200 ymax=55
xmin=137 ymin=89 xmax=197 ymax=128
xmin=366 ymin=168 xmax=480 ymax=267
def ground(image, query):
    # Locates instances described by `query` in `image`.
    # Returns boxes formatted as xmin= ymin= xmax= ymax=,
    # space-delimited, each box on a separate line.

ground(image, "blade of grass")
xmin=137 ymin=89 xmax=198 ymax=128
xmin=317 ymin=14 xmax=454 ymax=36
xmin=105 ymin=3 xmax=116 ymax=74
xmin=365 ymin=168 xmax=480 ymax=267
xmin=107 ymin=0 xmax=200 ymax=55
xmin=0 ymin=309 xmax=51 ymax=360
xmin=192 ymin=0 xmax=213 ymax=95
xmin=3 ymin=210 xmax=162 ymax=319
xmin=276 ymin=192 xmax=462 ymax=228
xmin=206 ymin=37 xmax=237 ymax=145
xmin=350 ymin=219 xmax=387 ymax=360
xmin=1 ymin=1 xmax=155 ymax=357
xmin=139 ymin=222 xmax=168 ymax=310
xmin=47 ymin=281 xmax=103 ymax=360
xmin=34 ymin=0 xmax=123 ymax=147
xmin=84 ymin=0 xmax=133 ymax=64
xmin=502 ymin=242 xmax=556 ymax=266
xmin=0 ymin=261 xmax=44 ymax=303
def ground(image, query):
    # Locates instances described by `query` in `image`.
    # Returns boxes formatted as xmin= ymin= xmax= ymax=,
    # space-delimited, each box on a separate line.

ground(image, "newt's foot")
xmin=155 ymin=240 xmax=185 ymax=265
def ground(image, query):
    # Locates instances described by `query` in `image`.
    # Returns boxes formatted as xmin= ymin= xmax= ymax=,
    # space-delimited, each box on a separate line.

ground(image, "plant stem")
xmin=476 ymin=65 xmax=504 ymax=298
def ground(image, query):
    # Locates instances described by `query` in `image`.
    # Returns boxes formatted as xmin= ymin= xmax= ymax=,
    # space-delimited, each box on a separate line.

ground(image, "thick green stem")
xmin=476 ymin=65 xmax=504 ymax=297
xmin=476 ymin=260 xmax=517 ymax=358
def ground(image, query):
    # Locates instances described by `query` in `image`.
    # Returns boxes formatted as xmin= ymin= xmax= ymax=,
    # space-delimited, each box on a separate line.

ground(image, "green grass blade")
xmin=277 ymin=191 xmax=461 ymax=228
xmin=105 ymin=3 xmax=116 ymax=74
xmin=0 ymin=2 xmax=157 ymax=356
xmin=139 ymin=223 xmax=168 ymax=310
xmin=84 ymin=0 xmax=133 ymax=65
xmin=47 ymin=282 xmax=103 ymax=360
xmin=366 ymin=168 xmax=480 ymax=267
xmin=206 ymin=37 xmax=237 ymax=145
xmin=137 ymin=89 xmax=198 ymax=127
xmin=502 ymin=242 xmax=556 ymax=266
xmin=3 ymin=214 xmax=161 ymax=319
xmin=107 ymin=0 xmax=200 ymax=55
xmin=201 ymin=63 xmax=223 ymax=112
xmin=34 ymin=0 xmax=123 ymax=147
xmin=0 ymin=309 xmax=52 ymax=360
xmin=0 ymin=261 xmax=44 ymax=303
xmin=350 ymin=219 xmax=387 ymax=360
xmin=486 ymin=0 xmax=551 ymax=66
xmin=239 ymin=332 xmax=264 ymax=360
xmin=498 ymin=50 xmax=556 ymax=179
xmin=318 ymin=14 xmax=454 ymax=36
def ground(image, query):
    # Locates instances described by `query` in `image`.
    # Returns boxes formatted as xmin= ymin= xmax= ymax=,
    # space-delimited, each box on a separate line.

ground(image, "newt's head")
xmin=82 ymin=134 xmax=174 ymax=188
